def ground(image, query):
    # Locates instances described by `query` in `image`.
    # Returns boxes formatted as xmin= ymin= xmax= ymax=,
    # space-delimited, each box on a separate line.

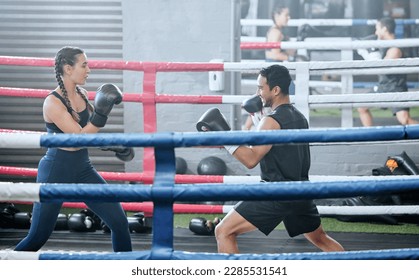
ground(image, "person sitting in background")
xmin=357 ymin=17 xmax=418 ymax=126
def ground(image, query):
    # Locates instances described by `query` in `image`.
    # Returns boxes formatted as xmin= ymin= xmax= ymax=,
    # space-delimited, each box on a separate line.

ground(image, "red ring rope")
xmin=0 ymin=87 xmax=224 ymax=104
xmin=14 ymin=201 xmax=225 ymax=216
xmin=0 ymin=56 xmax=224 ymax=71
xmin=0 ymin=165 xmax=225 ymax=184
xmin=240 ymin=42 xmax=281 ymax=49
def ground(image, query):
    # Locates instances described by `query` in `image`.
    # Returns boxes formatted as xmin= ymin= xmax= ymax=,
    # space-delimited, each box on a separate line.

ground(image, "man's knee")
xmin=396 ymin=111 xmax=409 ymax=125
xmin=214 ymin=222 xmax=229 ymax=240
xmin=398 ymin=119 xmax=409 ymax=125
xmin=358 ymin=107 xmax=369 ymax=114
xmin=214 ymin=217 xmax=242 ymax=242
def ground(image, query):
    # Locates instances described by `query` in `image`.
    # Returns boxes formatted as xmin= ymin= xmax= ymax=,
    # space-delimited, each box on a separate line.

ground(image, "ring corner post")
xmin=150 ymin=145 xmax=176 ymax=260
xmin=295 ymin=62 xmax=310 ymax=123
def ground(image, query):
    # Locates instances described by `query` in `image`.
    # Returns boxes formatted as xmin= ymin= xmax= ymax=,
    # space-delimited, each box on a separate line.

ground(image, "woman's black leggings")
xmin=14 ymin=148 xmax=132 ymax=252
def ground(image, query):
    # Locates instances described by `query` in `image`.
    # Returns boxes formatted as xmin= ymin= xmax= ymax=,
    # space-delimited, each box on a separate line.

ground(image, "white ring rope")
xmin=221 ymin=92 xmax=419 ymax=109
xmin=225 ymin=58 xmax=419 ymax=72
xmin=0 ymin=251 xmax=40 ymax=260
xmin=0 ymin=133 xmax=41 ymax=149
xmin=280 ymin=38 xmax=419 ymax=50
xmin=317 ymin=205 xmax=419 ymax=216
xmin=1 ymin=179 xmax=418 ymax=215
xmin=240 ymin=19 xmax=419 ymax=27
xmin=315 ymin=66 xmax=419 ymax=76
xmin=310 ymin=102 xmax=419 ymax=109
xmin=308 ymin=91 xmax=419 ymax=108
xmin=0 ymin=182 xmax=40 ymax=202
xmin=220 ymin=205 xmax=419 ymax=216
xmin=244 ymin=79 xmax=419 ymax=90
xmin=241 ymin=39 xmax=419 ymax=51
xmin=242 ymin=79 xmax=343 ymax=89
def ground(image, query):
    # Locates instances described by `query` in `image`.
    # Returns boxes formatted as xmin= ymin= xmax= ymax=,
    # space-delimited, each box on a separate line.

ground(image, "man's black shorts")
xmin=371 ymin=87 xmax=410 ymax=115
xmin=234 ymin=200 xmax=321 ymax=237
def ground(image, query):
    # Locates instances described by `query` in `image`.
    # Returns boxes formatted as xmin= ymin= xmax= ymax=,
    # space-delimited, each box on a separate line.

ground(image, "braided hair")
xmin=54 ymin=46 xmax=94 ymax=122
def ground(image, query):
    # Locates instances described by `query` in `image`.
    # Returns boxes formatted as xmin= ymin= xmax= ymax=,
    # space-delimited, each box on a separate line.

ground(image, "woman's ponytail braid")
xmin=54 ymin=46 xmax=86 ymax=122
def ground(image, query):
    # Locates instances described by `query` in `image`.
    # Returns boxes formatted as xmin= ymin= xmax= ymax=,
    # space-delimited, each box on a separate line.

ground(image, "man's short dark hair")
xmin=259 ymin=64 xmax=291 ymax=95
xmin=378 ymin=17 xmax=396 ymax=34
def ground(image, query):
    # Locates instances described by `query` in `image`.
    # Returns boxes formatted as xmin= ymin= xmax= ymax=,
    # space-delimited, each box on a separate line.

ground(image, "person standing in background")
xmin=265 ymin=4 xmax=296 ymax=62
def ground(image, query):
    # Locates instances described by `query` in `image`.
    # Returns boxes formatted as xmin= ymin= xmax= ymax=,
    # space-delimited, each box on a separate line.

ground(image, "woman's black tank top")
xmin=45 ymin=91 xmax=90 ymax=133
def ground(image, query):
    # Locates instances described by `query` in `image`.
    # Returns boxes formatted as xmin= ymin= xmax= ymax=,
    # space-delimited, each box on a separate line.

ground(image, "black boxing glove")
xmin=90 ymin=83 xmax=123 ymax=128
xmin=68 ymin=213 xmax=95 ymax=232
xmin=68 ymin=209 xmax=101 ymax=232
xmin=196 ymin=107 xmax=231 ymax=132
xmin=242 ymin=94 xmax=272 ymax=128
xmin=242 ymin=94 xmax=262 ymax=114
xmin=127 ymin=213 xmax=146 ymax=233
xmin=100 ymin=147 xmax=135 ymax=162
xmin=13 ymin=212 xmax=32 ymax=229
xmin=196 ymin=108 xmax=238 ymax=155
xmin=189 ymin=217 xmax=221 ymax=235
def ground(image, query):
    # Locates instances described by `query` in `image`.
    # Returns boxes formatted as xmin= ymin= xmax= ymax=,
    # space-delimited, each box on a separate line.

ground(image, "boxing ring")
xmin=1 ymin=160 xmax=419 ymax=217
xmin=1 ymin=54 xmax=419 ymax=260
xmin=1 ymin=126 xmax=419 ymax=260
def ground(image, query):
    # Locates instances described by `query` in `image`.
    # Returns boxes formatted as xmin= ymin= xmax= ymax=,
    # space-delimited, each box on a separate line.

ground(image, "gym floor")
xmin=1 ymin=227 xmax=418 ymax=255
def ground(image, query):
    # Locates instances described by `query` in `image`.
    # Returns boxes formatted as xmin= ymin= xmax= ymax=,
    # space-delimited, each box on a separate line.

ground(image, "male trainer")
xmin=196 ymin=65 xmax=344 ymax=254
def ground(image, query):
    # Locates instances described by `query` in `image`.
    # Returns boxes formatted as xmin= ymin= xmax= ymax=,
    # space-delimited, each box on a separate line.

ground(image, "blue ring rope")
xmin=39 ymin=125 xmax=415 ymax=148
xmin=39 ymin=178 xmax=419 ymax=203
xmin=29 ymin=125 xmax=419 ymax=259
xmin=353 ymin=82 xmax=419 ymax=89
xmin=38 ymin=248 xmax=419 ymax=260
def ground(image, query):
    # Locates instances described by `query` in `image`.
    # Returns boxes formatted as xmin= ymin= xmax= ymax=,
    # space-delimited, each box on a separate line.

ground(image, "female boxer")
xmin=14 ymin=46 xmax=132 ymax=252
